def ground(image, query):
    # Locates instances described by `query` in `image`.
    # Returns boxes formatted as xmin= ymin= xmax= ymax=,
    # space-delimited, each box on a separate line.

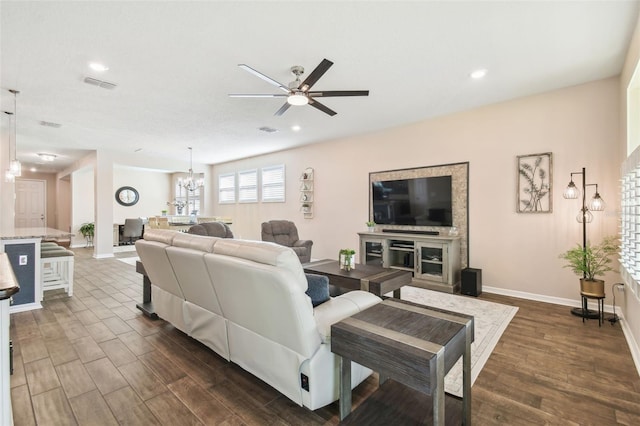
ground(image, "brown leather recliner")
xmin=261 ymin=220 xmax=313 ymax=263
xmin=187 ymin=222 xmax=234 ymax=238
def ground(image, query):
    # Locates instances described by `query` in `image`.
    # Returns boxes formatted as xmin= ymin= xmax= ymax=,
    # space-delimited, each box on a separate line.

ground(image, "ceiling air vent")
xmin=83 ymin=76 xmax=117 ymax=90
xmin=39 ymin=120 xmax=62 ymax=128
xmin=259 ymin=126 xmax=278 ymax=133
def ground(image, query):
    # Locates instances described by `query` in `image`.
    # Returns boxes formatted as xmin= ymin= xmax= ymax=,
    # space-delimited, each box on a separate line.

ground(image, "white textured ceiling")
xmin=1 ymin=1 xmax=638 ymax=173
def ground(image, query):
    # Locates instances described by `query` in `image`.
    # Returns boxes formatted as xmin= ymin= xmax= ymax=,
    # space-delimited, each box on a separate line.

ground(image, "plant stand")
xmin=570 ymin=307 xmax=600 ymax=319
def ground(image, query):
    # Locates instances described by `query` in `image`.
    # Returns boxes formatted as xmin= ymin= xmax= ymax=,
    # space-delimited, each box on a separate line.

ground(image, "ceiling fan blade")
xmin=238 ymin=64 xmax=290 ymax=93
xmin=228 ymin=94 xmax=288 ymax=98
xmin=299 ymin=59 xmax=333 ymax=92
xmin=307 ymin=90 xmax=369 ymax=97
xmin=274 ymin=102 xmax=292 ymax=116
xmin=308 ymin=99 xmax=337 ymax=116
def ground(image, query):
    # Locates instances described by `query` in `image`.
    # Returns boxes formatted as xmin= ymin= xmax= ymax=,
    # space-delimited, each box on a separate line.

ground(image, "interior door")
xmin=15 ymin=179 xmax=46 ymax=228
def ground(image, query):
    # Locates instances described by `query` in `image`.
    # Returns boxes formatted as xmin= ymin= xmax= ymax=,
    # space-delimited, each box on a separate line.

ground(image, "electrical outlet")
xmin=19 ymin=255 xmax=28 ymax=266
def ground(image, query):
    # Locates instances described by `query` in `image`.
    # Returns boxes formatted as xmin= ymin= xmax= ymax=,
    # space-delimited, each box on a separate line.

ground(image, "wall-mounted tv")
xmin=371 ymin=175 xmax=453 ymax=226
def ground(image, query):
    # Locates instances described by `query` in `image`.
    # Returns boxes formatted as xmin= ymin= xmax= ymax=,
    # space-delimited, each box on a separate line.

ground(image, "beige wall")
xmin=213 ymin=77 xmax=620 ymax=305
xmin=113 ymin=166 xmax=172 ymax=224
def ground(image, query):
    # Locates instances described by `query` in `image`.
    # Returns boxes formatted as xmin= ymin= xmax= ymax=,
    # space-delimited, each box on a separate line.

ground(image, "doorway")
xmin=15 ymin=179 xmax=46 ymax=228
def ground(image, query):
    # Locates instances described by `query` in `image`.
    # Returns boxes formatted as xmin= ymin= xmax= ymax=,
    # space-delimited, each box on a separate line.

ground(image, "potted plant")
xmin=366 ymin=221 xmax=376 ymax=232
xmin=79 ymin=222 xmax=95 ymax=247
xmin=339 ymin=248 xmax=356 ymax=271
xmin=559 ymin=236 xmax=618 ymax=296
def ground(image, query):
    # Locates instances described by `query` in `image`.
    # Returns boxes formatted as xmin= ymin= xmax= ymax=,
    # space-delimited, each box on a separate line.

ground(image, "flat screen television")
xmin=371 ymin=175 xmax=453 ymax=226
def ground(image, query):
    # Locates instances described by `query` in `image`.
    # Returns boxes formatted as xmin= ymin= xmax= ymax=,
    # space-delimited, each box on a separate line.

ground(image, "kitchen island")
xmin=0 ymin=227 xmax=73 ymax=312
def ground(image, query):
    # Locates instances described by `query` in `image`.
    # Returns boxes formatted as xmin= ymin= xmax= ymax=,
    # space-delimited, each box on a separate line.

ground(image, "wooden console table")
xmin=303 ymin=259 xmax=412 ymax=298
xmin=332 ymin=298 xmax=474 ymax=425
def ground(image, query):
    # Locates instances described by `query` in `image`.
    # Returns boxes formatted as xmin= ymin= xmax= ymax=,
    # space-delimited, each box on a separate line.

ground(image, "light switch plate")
xmin=19 ymin=255 xmax=27 ymax=265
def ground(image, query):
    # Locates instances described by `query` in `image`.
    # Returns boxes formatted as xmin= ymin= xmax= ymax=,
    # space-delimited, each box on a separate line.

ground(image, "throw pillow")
xmin=305 ymin=273 xmax=330 ymax=307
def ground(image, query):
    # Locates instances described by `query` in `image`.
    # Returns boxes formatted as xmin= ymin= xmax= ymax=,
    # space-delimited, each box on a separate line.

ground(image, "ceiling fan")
xmin=229 ymin=58 xmax=369 ymax=117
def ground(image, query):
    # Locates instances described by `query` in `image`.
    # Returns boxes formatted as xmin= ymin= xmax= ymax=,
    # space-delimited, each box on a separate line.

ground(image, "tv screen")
xmin=371 ymin=176 xmax=452 ymax=226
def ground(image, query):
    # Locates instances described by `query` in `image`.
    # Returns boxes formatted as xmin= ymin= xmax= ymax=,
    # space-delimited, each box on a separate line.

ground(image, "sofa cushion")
xmin=172 ymin=232 xmax=218 ymax=252
xmin=142 ymin=228 xmax=178 ymax=244
xmin=312 ymin=291 xmax=382 ymax=343
xmin=305 ymin=274 xmax=330 ymax=307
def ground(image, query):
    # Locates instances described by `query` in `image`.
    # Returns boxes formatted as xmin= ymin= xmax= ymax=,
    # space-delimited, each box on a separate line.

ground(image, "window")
xmin=621 ymin=60 xmax=640 ymax=301
xmin=174 ymin=182 xmax=201 ymax=216
xmin=262 ymin=165 xmax=285 ymax=202
xmin=238 ymin=169 xmax=258 ymax=203
xmin=218 ymin=173 xmax=236 ymax=204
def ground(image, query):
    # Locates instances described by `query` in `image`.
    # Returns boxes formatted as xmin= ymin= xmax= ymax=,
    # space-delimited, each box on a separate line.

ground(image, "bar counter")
xmin=0 ymin=226 xmax=74 ymax=241
xmin=0 ymin=227 xmax=73 ymax=312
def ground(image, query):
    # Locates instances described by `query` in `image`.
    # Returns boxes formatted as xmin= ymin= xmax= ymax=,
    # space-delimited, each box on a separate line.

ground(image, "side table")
xmin=331 ymin=298 xmax=474 ymax=425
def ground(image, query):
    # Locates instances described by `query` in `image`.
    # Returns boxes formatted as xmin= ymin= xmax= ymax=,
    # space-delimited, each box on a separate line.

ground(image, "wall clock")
xmin=115 ymin=186 xmax=139 ymax=206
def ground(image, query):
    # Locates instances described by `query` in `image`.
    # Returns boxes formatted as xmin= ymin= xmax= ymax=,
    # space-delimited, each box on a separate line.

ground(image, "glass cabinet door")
xmin=417 ymin=242 xmax=447 ymax=283
xmin=361 ymin=239 xmax=386 ymax=267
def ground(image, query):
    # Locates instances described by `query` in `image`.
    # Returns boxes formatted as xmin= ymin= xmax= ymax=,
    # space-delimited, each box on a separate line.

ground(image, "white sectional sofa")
xmin=135 ymin=229 xmax=381 ymax=410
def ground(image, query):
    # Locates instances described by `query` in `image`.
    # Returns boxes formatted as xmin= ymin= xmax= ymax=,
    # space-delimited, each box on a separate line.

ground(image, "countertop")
xmin=0 ymin=253 xmax=19 ymax=300
xmin=0 ymin=227 xmax=74 ymax=240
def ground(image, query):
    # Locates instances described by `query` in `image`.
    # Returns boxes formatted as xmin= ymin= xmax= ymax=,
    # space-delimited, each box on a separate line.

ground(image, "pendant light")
xmin=3 ymin=110 xmax=15 ymax=182
xmin=8 ymin=89 xmax=21 ymax=177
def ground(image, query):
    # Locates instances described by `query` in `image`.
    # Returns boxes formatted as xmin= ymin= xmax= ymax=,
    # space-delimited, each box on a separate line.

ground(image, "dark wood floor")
xmin=9 ymin=247 xmax=640 ymax=425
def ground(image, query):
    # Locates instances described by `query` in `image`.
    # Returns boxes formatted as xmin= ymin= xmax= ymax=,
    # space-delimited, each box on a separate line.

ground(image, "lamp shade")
xmin=589 ymin=192 xmax=605 ymax=211
xmin=563 ymin=181 xmax=579 ymax=199
xmin=576 ymin=208 xmax=593 ymax=223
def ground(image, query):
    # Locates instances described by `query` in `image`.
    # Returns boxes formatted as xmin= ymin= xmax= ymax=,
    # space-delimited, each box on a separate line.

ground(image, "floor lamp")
xmin=563 ymin=167 xmax=606 ymax=318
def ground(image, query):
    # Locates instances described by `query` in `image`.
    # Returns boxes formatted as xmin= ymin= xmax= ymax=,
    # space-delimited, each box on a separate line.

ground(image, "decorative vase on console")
xmin=366 ymin=221 xmax=376 ymax=232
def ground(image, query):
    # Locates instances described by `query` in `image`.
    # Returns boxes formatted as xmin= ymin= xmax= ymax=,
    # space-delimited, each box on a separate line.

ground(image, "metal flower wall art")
xmin=517 ymin=152 xmax=552 ymax=213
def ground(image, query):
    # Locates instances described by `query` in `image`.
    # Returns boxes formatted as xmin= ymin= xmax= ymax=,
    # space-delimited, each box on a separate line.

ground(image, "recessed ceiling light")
xmin=30 ymin=167 xmax=37 ymax=172
xmin=470 ymin=69 xmax=488 ymax=79
xmin=292 ymin=125 xmax=301 ymax=132
xmin=89 ymin=62 xmax=109 ymax=72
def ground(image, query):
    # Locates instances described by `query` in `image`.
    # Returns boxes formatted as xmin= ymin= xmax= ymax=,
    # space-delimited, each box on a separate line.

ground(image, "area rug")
xmin=117 ymin=256 xmax=139 ymax=266
xmin=399 ymin=286 xmax=518 ymax=397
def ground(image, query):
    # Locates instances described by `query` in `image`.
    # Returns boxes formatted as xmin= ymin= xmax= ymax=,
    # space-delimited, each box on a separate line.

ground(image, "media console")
xmin=358 ymin=231 xmax=461 ymax=294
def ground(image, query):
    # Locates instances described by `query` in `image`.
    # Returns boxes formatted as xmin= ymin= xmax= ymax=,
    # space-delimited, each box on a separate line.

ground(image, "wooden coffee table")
xmin=303 ymin=259 xmax=412 ymax=298
xmin=331 ymin=298 xmax=474 ymax=425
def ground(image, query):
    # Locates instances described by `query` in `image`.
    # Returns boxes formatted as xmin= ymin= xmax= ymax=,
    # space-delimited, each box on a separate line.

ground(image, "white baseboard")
xmin=10 ymin=302 xmax=42 ymax=313
xmin=93 ymin=253 xmax=114 ymax=259
xmin=483 ymin=285 xmax=640 ymax=377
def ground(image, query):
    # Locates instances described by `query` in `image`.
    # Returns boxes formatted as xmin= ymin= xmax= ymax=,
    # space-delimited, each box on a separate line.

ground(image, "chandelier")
xmin=178 ymin=147 xmax=204 ymax=192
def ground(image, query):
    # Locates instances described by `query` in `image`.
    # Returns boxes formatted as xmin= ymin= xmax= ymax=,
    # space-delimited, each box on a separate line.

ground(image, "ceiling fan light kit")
xmin=230 ymin=58 xmax=369 ymax=116
xmin=287 ymin=93 xmax=309 ymax=106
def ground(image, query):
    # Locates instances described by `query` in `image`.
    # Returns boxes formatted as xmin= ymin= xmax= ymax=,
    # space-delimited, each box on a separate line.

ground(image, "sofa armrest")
xmin=293 ymin=239 xmax=313 ymax=249
xmin=313 ymin=291 xmax=381 ymax=343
